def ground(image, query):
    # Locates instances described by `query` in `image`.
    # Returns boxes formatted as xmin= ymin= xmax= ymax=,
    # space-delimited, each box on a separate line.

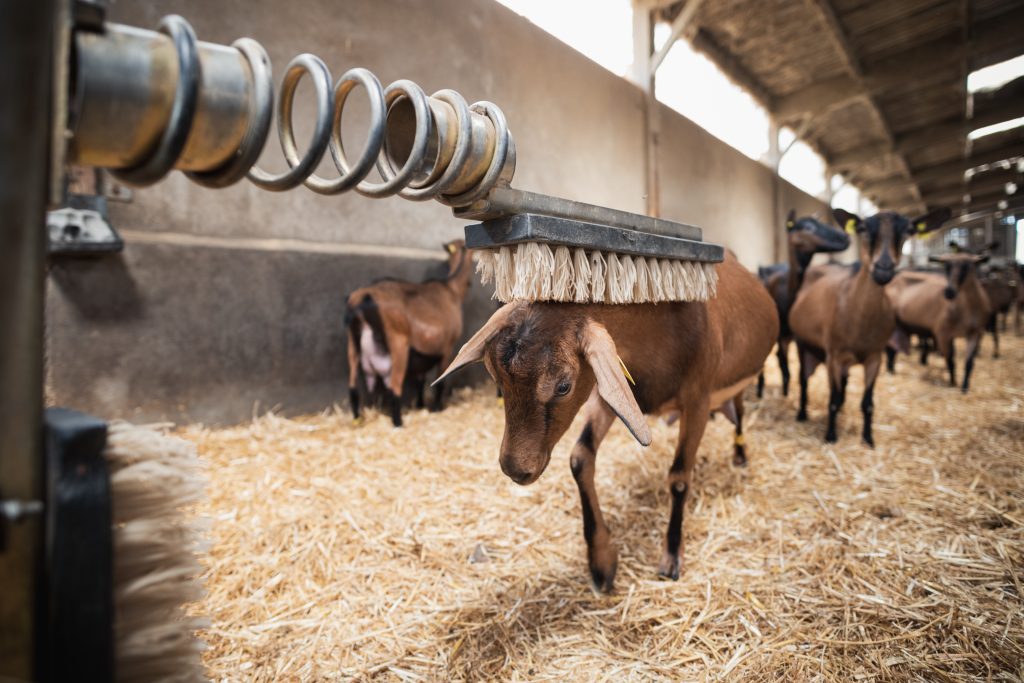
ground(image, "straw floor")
xmin=181 ymin=334 xmax=1024 ymax=682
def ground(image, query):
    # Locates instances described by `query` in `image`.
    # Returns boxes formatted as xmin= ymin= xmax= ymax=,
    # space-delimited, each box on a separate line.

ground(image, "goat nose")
xmin=500 ymin=456 xmax=535 ymax=485
xmin=944 ymin=287 xmax=956 ymax=300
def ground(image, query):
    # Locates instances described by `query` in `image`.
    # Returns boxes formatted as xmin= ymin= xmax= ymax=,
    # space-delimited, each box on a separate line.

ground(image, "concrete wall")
xmin=46 ymin=0 xmax=828 ymax=424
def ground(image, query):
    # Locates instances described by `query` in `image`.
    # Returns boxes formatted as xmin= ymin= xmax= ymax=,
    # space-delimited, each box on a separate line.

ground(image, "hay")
xmin=180 ymin=336 xmax=1024 ymax=681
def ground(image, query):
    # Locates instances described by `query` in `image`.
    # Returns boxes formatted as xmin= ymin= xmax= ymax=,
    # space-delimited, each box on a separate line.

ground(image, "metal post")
xmin=0 ymin=1 xmax=56 ymax=678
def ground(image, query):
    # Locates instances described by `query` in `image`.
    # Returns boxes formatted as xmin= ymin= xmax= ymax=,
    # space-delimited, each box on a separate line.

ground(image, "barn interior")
xmin=2 ymin=0 xmax=1023 ymax=680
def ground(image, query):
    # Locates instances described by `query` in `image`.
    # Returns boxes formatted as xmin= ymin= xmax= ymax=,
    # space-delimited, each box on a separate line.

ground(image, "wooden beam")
xmin=799 ymin=0 xmax=921 ymax=209
xmin=773 ymin=45 xmax=961 ymax=122
xmin=649 ymin=0 xmax=704 ymax=75
xmin=632 ymin=0 xmax=681 ymax=9
xmin=689 ymin=28 xmax=773 ymax=109
xmin=912 ymin=142 xmax=1024 ymax=185
xmin=772 ymin=5 xmax=1024 ymax=124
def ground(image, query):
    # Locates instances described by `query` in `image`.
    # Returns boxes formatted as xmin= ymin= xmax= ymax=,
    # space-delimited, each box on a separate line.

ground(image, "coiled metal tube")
xmin=68 ymin=15 xmax=516 ymax=207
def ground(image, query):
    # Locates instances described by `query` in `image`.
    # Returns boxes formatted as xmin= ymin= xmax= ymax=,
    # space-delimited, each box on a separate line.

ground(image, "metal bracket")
xmin=465 ymin=213 xmax=724 ymax=262
xmin=0 ymin=497 xmax=44 ymax=554
xmin=47 ymin=194 xmax=123 ymax=256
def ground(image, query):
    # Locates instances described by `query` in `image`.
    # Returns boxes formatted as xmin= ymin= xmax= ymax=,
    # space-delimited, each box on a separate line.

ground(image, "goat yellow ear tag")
xmin=446 ymin=243 xmax=456 ymax=254
xmin=786 ymin=220 xmax=795 ymax=230
xmin=916 ymin=221 xmax=927 ymax=233
xmin=617 ymin=355 xmax=636 ymax=386
xmin=844 ymin=218 xmax=857 ymax=235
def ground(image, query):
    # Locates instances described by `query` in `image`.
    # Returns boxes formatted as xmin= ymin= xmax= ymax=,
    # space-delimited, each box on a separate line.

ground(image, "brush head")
xmin=465 ymin=213 xmax=723 ymax=304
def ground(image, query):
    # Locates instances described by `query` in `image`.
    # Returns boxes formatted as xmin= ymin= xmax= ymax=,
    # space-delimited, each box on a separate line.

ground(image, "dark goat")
xmin=789 ymin=208 xmax=949 ymax=445
xmin=756 ymin=209 xmax=850 ymax=398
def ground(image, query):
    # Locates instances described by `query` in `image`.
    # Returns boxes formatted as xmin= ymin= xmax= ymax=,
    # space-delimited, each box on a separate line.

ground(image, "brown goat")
xmin=789 ymin=208 xmax=949 ymax=445
xmin=346 ymin=240 xmax=473 ymax=427
xmin=888 ymin=253 xmax=991 ymax=392
xmin=756 ymin=210 xmax=850 ymax=397
xmin=435 ymin=251 xmax=778 ymax=591
xmin=981 ymin=266 xmax=1015 ymax=358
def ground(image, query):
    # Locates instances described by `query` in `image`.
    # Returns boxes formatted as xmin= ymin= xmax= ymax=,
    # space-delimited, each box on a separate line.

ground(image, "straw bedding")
xmin=180 ymin=336 xmax=1024 ymax=681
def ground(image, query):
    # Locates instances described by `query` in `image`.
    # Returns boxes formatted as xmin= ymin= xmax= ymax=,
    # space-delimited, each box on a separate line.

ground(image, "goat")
xmin=981 ymin=266 xmax=1015 ymax=358
xmin=788 ymin=208 xmax=950 ymax=445
xmin=887 ymin=253 xmax=991 ymax=392
xmin=756 ymin=209 xmax=850 ymax=398
xmin=1016 ymin=263 xmax=1024 ymax=335
xmin=346 ymin=240 xmax=473 ymax=427
xmin=434 ymin=251 xmax=778 ymax=591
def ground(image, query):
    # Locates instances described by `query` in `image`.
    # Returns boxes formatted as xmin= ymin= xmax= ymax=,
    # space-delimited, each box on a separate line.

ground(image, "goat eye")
xmin=555 ymin=381 xmax=572 ymax=396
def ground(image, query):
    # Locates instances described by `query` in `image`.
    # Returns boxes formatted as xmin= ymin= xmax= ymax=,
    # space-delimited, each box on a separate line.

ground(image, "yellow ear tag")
xmin=844 ymin=218 xmax=857 ymax=235
xmin=786 ymin=220 xmax=795 ymax=229
xmin=734 ymin=433 xmax=745 ymax=446
xmin=617 ymin=355 xmax=636 ymax=386
xmin=915 ymin=221 xmax=926 ymax=233
xmin=446 ymin=244 xmax=456 ymax=254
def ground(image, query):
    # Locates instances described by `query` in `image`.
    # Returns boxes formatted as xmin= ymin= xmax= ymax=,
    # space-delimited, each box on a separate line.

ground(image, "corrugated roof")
xmin=652 ymin=0 xmax=1024 ymax=218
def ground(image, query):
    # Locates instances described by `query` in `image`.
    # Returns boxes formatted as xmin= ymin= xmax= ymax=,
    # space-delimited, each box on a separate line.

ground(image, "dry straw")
xmin=181 ymin=337 xmax=1024 ymax=681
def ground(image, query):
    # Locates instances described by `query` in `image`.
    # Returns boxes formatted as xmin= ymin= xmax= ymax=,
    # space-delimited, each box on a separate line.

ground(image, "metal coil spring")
xmin=113 ymin=15 xmax=514 ymax=207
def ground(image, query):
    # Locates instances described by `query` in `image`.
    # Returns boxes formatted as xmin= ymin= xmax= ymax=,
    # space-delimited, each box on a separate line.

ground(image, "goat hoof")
xmin=657 ymin=553 xmax=681 ymax=581
xmin=796 ymin=411 xmax=808 ymax=422
xmin=825 ymin=433 xmax=838 ymax=444
xmin=862 ymin=436 xmax=875 ymax=448
xmin=429 ymin=404 xmax=444 ymax=413
xmin=732 ymin=451 xmax=748 ymax=467
xmin=588 ymin=548 xmax=617 ymax=593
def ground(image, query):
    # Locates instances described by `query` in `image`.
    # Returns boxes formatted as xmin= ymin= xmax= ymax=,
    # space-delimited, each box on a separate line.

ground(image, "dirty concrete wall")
xmin=46 ymin=0 xmax=828 ymax=424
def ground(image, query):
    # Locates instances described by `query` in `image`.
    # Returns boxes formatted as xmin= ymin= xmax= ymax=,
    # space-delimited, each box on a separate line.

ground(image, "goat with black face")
xmin=788 ymin=208 xmax=950 ymax=445
xmin=757 ymin=209 xmax=850 ymax=397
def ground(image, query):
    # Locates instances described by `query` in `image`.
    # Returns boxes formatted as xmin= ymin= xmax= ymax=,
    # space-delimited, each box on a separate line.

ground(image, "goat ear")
xmin=833 ymin=208 xmax=861 ymax=235
xmin=910 ymin=207 xmax=951 ymax=235
xmin=433 ymin=302 xmax=524 ymax=386
xmin=581 ymin=321 xmax=652 ymax=447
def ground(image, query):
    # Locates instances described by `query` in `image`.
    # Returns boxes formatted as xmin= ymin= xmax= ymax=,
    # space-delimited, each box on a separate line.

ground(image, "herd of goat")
xmin=344 ymin=209 xmax=1022 ymax=591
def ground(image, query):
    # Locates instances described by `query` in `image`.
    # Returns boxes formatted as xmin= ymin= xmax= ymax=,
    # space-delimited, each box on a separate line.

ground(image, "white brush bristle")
xmin=106 ymin=422 xmax=208 ymax=683
xmin=479 ymin=242 xmax=718 ymax=304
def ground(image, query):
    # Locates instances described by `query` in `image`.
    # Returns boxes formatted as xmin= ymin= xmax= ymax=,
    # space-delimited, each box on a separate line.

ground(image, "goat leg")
xmin=824 ymin=359 xmax=848 ymax=444
xmin=941 ymin=337 xmax=956 ymax=387
xmin=796 ymin=343 xmax=818 ymax=422
xmin=861 ymin=354 xmax=881 ymax=448
xmin=778 ymin=339 xmax=791 ymax=397
xmin=731 ymin=395 xmax=747 ymax=467
xmin=431 ymin=349 xmax=454 ymax=413
xmin=756 ymin=371 xmax=765 ymax=399
xmin=347 ymin=329 xmax=362 ymax=420
xmin=962 ymin=333 xmax=981 ymax=394
xmin=569 ymin=394 xmax=616 ymax=592
xmin=415 ymin=376 xmax=427 ymax=409
xmin=659 ymin=399 xmax=709 ymax=581
xmin=885 ymin=346 xmax=896 ymax=374
xmin=386 ymin=335 xmax=411 ymax=427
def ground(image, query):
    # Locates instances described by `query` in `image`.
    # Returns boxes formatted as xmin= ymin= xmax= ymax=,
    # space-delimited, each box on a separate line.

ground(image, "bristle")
xmin=552 ymin=246 xmax=572 ymax=301
xmin=606 ymin=254 xmax=624 ymax=304
xmin=572 ymin=248 xmax=591 ymax=303
xmin=481 ymin=242 xmax=717 ymax=304
xmin=475 ymin=250 xmax=495 ymax=286
xmin=105 ymin=422 xmax=208 ymax=683
xmin=634 ymin=256 xmax=650 ymax=303
xmin=590 ymin=251 xmax=606 ymax=303
xmin=495 ymin=247 xmax=515 ymax=302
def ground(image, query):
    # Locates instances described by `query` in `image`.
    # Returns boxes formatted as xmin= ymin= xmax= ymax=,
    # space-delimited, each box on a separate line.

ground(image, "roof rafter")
xmin=801 ymin=0 xmax=922 ymax=210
